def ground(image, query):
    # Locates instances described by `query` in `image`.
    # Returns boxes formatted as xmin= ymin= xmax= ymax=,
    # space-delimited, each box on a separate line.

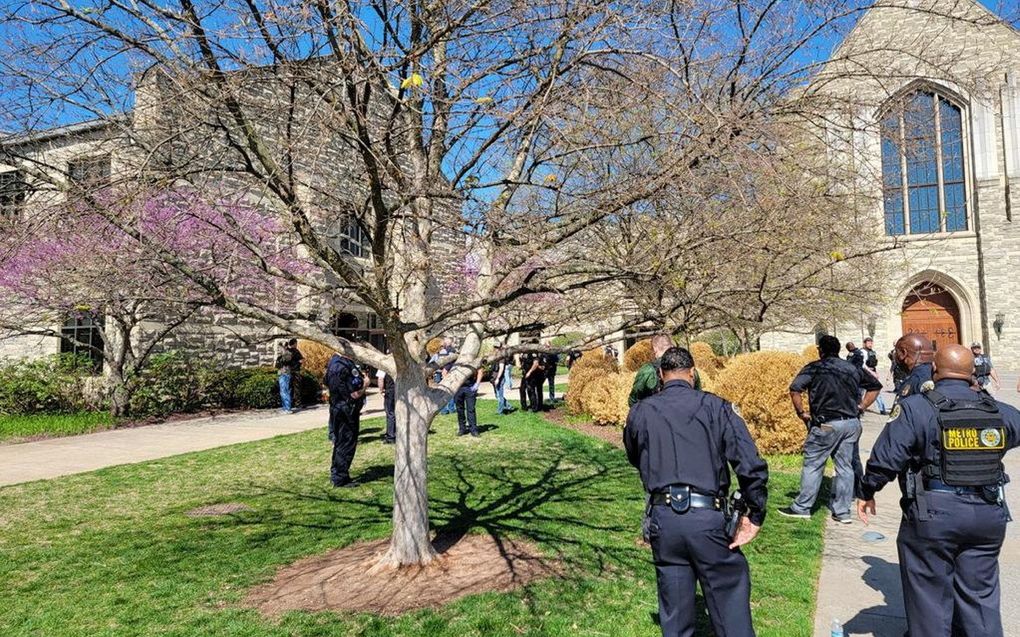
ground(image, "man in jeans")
xmin=274 ymin=338 xmax=303 ymax=414
xmin=780 ymin=335 xmax=881 ymax=524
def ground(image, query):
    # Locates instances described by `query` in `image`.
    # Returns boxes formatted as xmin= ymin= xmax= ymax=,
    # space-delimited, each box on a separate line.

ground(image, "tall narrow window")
xmin=0 ymin=170 xmax=28 ymax=221
xmin=880 ymin=90 xmax=967 ymax=235
xmin=60 ymin=313 xmax=105 ymax=373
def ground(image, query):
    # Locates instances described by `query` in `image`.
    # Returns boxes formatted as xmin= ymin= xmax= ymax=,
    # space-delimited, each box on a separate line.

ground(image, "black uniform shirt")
xmin=897 ymin=362 xmax=933 ymax=401
xmin=860 ymin=379 xmax=1020 ymax=502
xmin=623 ymin=380 xmax=769 ymax=525
xmin=789 ymin=356 xmax=882 ymax=423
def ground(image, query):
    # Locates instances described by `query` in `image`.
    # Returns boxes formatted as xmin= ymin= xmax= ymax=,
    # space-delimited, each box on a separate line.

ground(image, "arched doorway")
xmin=901 ymin=282 xmax=961 ymax=350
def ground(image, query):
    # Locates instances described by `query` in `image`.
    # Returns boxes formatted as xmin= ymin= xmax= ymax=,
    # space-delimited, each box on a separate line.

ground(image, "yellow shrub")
xmin=623 ymin=340 xmax=655 ymax=372
xmin=565 ymin=367 xmax=603 ymax=414
xmin=690 ymin=341 xmax=722 ymax=379
xmin=297 ymin=340 xmax=334 ymax=382
xmin=802 ymin=344 xmax=819 ymax=361
xmin=571 ymin=348 xmax=619 ymax=374
xmin=581 ymin=372 xmax=635 ymax=426
xmin=711 ymin=351 xmax=809 ymax=454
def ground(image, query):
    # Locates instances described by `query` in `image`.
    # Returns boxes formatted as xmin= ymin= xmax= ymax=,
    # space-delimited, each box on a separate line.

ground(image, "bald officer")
xmin=892 ymin=333 xmax=934 ymax=401
xmin=858 ymin=344 xmax=1020 ymax=637
xmin=625 ymin=347 xmax=768 ymax=637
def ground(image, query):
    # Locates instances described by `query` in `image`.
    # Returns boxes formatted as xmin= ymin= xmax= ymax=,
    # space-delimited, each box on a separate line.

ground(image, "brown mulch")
xmin=246 ymin=533 xmax=561 ymax=617
xmin=542 ymin=408 xmax=624 ymax=449
xmin=185 ymin=503 xmax=254 ymax=517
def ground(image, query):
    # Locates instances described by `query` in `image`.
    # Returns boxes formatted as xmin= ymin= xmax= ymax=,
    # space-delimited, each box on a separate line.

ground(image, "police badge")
xmin=920 ymin=380 xmax=935 ymax=394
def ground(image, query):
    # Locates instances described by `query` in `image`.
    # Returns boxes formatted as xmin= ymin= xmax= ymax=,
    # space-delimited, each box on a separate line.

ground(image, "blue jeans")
xmin=494 ymin=382 xmax=509 ymax=414
xmin=791 ymin=418 xmax=862 ymax=519
xmin=503 ymin=365 xmax=514 ymax=391
xmin=278 ymin=373 xmax=293 ymax=412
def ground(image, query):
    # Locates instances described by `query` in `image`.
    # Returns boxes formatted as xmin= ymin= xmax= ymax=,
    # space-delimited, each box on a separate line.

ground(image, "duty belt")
xmin=650 ymin=491 xmax=723 ymax=510
xmin=924 ymin=479 xmax=988 ymax=495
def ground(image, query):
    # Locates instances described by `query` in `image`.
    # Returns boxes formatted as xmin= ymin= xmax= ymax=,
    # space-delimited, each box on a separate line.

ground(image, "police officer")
xmin=518 ymin=351 xmax=533 ymax=411
xmin=972 ymin=342 xmax=1000 ymax=391
xmin=858 ymin=344 xmax=1020 ymax=637
xmin=893 ymin=333 xmax=934 ymax=400
xmin=523 ymin=352 xmax=545 ymax=412
xmin=624 ymin=347 xmax=769 ymax=637
xmin=324 ymin=353 xmax=366 ymax=487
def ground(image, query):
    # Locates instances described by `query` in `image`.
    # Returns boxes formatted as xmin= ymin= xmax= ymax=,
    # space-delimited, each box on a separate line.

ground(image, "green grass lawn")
xmin=0 ymin=412 xmax=115 ymax=442
xmin=0 ymin=404 xmax=825 ymax=637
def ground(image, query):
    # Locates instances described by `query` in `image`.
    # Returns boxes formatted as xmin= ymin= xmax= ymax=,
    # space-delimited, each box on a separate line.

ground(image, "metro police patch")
xmin=920 ymin=380 xmax=935 ymax=394
xmin=888 ymin=405 xmax=902 ymax=422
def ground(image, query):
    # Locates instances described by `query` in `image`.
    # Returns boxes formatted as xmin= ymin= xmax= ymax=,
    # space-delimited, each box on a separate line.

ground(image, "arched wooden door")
xmin=901 ymin=283 xmax=961 ymax=350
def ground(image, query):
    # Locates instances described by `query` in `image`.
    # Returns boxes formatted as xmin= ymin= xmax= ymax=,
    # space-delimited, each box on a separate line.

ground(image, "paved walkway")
xmin=812 ymin=380 xmax=1020 ymax=636
xmin=0 ymin=374 xmax=562 ymax=489
xmin=0 ymin=394 xmax=386 ymax=487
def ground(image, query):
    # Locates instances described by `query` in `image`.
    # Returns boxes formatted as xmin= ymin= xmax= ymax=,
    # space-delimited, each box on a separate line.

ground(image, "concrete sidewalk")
xmin=0 ymin=392 xmax=385 ymax=488
xmin=812 ymin=388 xmax=1020 ymax=636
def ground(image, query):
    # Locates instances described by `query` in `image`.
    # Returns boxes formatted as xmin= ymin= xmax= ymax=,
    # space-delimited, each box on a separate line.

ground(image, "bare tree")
xmin=0 ymin=0 xmax=1001 ymax=566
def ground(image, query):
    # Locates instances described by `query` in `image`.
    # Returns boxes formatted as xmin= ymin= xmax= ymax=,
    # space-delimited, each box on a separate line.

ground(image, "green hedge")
xmin=0 ymin=355 xmax=96 ymax=415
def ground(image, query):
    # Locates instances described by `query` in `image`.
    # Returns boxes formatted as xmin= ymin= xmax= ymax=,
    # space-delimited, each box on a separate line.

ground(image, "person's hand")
xmin=728 ymin=518 xmax=761 ymax=550
xmin=470 ymin=383 xmax=479 ymax=393
xmin=857 ymin=499 xmax=876 ymax=524
xmin=797 ymin=412 xmax=811 ymax=425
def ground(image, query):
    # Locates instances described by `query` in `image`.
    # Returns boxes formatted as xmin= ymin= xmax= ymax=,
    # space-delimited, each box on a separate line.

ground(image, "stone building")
xmin=761 ymin=0 xmax=1020 ymax=370
xmin=0 ymin=71 xmax=396 ymax=371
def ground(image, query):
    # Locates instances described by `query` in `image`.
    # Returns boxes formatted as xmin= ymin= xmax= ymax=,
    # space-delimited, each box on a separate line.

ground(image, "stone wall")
xmin=762 ymin=0 xmax=1020 ymax=370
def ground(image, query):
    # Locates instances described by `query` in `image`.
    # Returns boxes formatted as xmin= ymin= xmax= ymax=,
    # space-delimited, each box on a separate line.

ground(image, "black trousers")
xmin=897 ymin=492 xmax=1007 ymax=637
xmin=329 ymin=402 xmax=360 ymax=484
xmin=648 ymin=505 xmax=755 ymax=637
xmin=547 ymin=370 xmax=556 ymax=398
xmin=455 ymin=386 xmax=478 ymax=435
xmin=519 ymin=375 xmax=529 ymax=411
xmin=383 ymin=390 xmax=396 ymax=441
xmin=526 ymin=376 xmax=544 ymax=412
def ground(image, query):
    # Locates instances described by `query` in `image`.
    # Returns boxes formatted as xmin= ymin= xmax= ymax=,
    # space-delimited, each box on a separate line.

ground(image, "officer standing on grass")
xmin=858 ymin=343 xmax=1020 ymax=637
xmin=624 ymin=347 xmax=769 ymax=637
xmin=324 ymin=353 xmax=366 ymax=488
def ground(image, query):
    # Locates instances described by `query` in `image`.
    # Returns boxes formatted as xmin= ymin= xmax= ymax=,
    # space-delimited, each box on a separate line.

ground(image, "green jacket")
xmin=628 ymin=358 xmax=701 ymax=406
xmin=629 ymin=360 xmax=661 ymax=406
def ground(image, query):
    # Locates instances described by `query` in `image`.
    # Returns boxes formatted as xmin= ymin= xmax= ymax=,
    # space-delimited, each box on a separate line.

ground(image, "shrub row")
xmin=566 ymin=346 xmax=812 ymax=454
xmin=0 ymin=352 xmax=322 ymax=418
xmin=0 ymin=355 xmax=99 ymax=415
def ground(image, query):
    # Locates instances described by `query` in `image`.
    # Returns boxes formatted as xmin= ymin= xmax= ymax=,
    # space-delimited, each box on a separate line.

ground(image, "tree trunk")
xmin=378 ymin=374 xmax=442 ymax=567
xmin=107 ymin=366 xmax=132 ymax=418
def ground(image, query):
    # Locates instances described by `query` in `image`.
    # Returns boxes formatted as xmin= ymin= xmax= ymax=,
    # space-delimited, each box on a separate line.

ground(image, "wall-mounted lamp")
xmin=993 ymin=312 xmax=1006 ymax=340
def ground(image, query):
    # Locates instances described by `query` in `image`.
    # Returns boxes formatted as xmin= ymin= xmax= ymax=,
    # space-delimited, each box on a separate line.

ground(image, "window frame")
xmin=59 ymin=312 xmax=106 ymax=374
xmin=0 ymin=169 xmax=28 ymax=221
xmin=879 ymin=89 xmax=970 ymax=237
xmin=67 ymin=154 xmax=112 ymax=190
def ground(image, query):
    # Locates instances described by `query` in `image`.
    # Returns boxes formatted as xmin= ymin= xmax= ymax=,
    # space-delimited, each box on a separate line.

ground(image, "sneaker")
xmin=457 ymin=431 xmax=468 ymax=437
xmin=832 ymin=515 xmax=853 ymax=525
xmin=470 ymin=431 xmax=480 ymax=438
xmin=382 ymin=437 xmax=395 ymax=445
xmin=777 ymin=506 xmax=811 ymax=519
xmin=332 ymin=479 xmax=359 ymax=488
xmin=280 ymin=409 xmax=294 ymax=415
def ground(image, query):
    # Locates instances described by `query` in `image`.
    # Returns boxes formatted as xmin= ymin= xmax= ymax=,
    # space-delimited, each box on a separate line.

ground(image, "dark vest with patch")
xmin=974 ymin=356 xmax=992 ymax=380
xmin=924 ymin=389 xmax=1007 ymax=487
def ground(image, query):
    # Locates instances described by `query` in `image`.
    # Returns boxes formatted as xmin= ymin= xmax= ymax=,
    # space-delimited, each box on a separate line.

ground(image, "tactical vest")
xmin=974 ymin=356 xmax=992 ymax=379
xmin=924 ymin=389 xmax=1007 ymax=487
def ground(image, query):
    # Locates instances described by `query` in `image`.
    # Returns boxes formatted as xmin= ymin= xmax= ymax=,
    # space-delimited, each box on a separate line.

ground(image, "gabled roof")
xmin=0 ymin=116 xmax=128 ymax=148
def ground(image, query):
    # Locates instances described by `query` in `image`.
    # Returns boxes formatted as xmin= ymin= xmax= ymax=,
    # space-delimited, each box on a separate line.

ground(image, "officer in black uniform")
xmin=524 ymin=352 xmax=545 ymax=412
xmin=893 ymin=333 xmax=934 ymax=401
xmin=324 ymin=353 xmax=366 ymax=487
xmin=624 ymin=347 xmax=769 ymax=637
xmin=518 ymin=352 xmax=534 ymax=411
xmin=858 ymin=344 xmax=1020 ymax=637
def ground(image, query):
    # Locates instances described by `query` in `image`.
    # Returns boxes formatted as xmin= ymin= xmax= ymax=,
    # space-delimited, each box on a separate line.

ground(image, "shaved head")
xmin=895 ymin=334 xmax=934 ymax=370
xmin=651 ymin=334 xmax=673 ymax=357
xmin=934 ymin=344 xmax=976 ymax=382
